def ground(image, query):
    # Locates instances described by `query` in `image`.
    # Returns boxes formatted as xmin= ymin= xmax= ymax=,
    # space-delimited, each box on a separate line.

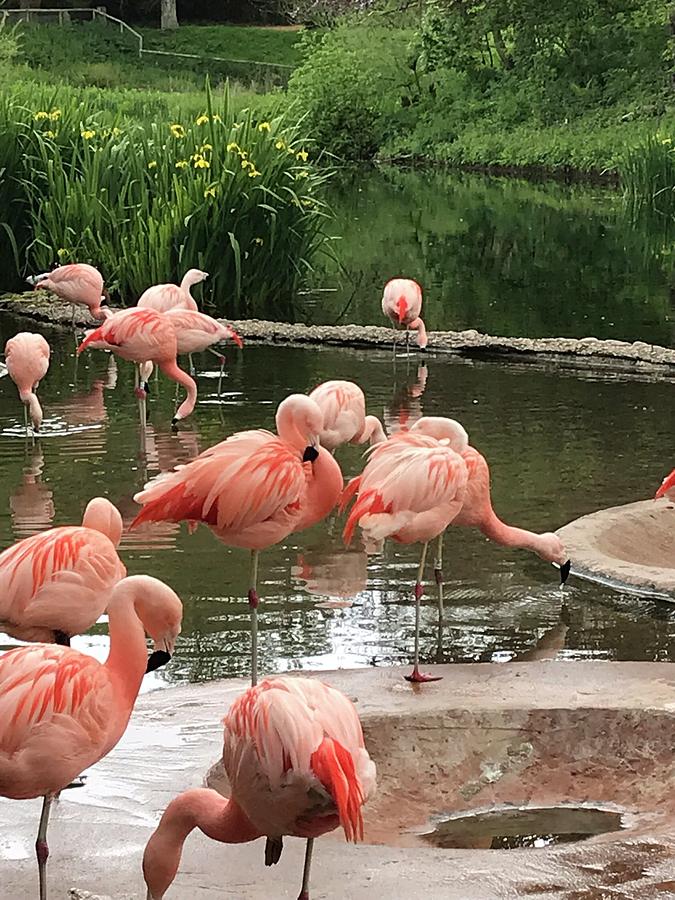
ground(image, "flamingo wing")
xmin=132 ymin=430 xmax=307 ymax=533
xmin=137 ymin=284 xmax=189 ymax=312
xmin=78 ymin=308 xmax=174 ymax=361
xmin=0 ymin=526 xmax=126 ymax=636
xmin=310 ymin=382 xmax=365 ymax=448
xmin=38 ymin=264 xmax=103 ymax=305
xmin=165 ymin=310 xmax=243 ymax=353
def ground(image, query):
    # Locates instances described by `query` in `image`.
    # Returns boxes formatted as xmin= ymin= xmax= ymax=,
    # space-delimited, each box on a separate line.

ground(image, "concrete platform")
xmin=2 ymin=662 xmax=675 ymax=899
xmin=558 ymin=498 xmax=675 ymax=600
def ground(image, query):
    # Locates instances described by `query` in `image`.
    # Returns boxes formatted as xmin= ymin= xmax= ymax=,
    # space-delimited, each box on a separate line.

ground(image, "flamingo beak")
xmin=559 ymin=560 xmax=571 ymax=585
xmin=302 ymin=445 xmax=319 ymax=463
xmin=146 ymin=649 xmax=171 ymax=672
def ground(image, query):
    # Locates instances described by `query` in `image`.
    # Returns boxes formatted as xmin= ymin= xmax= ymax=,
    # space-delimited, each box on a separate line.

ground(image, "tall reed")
xmin=620 ymin=133 xmax=675 ymax=219
xmin=0 ymin=82 xmax=333 ymax=319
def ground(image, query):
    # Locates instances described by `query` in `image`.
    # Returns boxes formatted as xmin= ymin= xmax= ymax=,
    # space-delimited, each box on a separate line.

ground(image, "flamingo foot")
xmin=134 ymin=387 xmax=146 ymax=400
xmin=404 ymin=667 xmax=442 ymax=684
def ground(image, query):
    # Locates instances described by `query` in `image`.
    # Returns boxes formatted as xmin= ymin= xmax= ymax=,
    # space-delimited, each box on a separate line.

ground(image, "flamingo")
xmin=26 ymin=264 xmax=110 ymax=329
xmin=655 ymin=469 xmax=675 ymax=500
xmin=381 ymin=278 xmax=428 ymax=352
xmin=136 ymin=268 xmax=208 ymax=313
xmin=131 ymin=394 xmax=344 ymax=686
xmin=407 ymin=417 xmax=571 ymax=618
xmin=342 ymin=430 xmax=468 ymax=682
xmin=76 ymin=308 xmax=198 ymax=425
xmin=0 ymin=574 xmax=182 ymax=900
xmin=308 ymin=380 xmax=386 ymax=452
xmin=4 ymin=332 xmax=51 ymax=433
xmin=142 ymin=675 xmax=376 ymax=900
xmin=0 ymin=497 xmax=125 ymax=646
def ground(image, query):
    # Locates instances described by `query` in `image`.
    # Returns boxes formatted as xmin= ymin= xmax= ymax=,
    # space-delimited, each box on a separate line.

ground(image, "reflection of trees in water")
xmin=316 ymin=168 xmax=674 ymax=345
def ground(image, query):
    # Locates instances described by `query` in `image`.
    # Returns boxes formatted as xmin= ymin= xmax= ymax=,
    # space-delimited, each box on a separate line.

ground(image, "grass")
xmin=138 ymin=24 xmax=304 ymax=67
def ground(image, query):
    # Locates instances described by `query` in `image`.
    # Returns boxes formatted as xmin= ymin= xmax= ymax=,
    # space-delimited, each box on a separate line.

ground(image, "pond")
xmin=311 ymin=168 xmax=675 ymax=346
xmin=1 ymin=315 xmax=674 ymax=688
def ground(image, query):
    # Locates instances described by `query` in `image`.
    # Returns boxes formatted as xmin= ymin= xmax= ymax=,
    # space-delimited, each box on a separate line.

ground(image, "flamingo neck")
xmin=179 ymin=274 xmax=200 ymax=309
xmin=105 ymin=580 xmax=148 ymax=706
xmin=160 ymin=360 xmax=197 ymax=420
xmin=297 ymin=448 xmax=344 ymax=531
xmin=20 ymin=390 xmax=43 ymax=429
xmin=143 ymin=789 xmax=260 ymax=899
xmin=479 ymin=508 xmax=548 ymax=558
xmin=410 ymin=316 xmax=428 ymax=349
xmin=358 ymin=415 xmax=387 ymax=445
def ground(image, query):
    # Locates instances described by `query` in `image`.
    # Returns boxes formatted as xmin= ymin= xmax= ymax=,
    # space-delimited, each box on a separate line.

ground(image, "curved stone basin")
xmin=557 ymin=498 xmax=675 ymax=600
xmin=2 ymin=662 xmax=675 ymax=899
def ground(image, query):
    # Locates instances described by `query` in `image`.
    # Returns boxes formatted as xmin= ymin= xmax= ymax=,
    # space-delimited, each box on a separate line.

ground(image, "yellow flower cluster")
xmin=204 ymin=185 xmax=217 ymax=199
xmin=57 ymin=248 xmax=69 ymax=258
xmin=253 ymin=237 xmax=264 ymax=246
xmin=148 ymin=160 xmax=157 ymax=170
xmin=34 ymin=109 xmax=61 ymax=122
xmin=81 ymin=129 xmax=96 ymax=140
xmin=101 ymin=127 xmax=122 ymax=140
xmin=170 ymin=124 xmax=186 ymax=139
xmin=194 ymin=113 xmax=223 ymax=127
xmin=297 ymin=149 xmax=309 ymax=162
xmin=175 ymin=160 xmax=189 ymax=170
xmin=227 ymin=142 xmax=261 ymax=178
xmin=258 ymin=121 xmax=271 ymax=132
xmin=44 ymin=131 xmax=57 ymax=140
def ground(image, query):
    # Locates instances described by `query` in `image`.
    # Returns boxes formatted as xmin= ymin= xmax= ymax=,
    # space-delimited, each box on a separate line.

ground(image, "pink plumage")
xmin=5 ymin=332 xmax=50 ymax=431
xmin=28 ymin=263 xmax=110 ymax=321
xmin=381 ymin=277 xmax=428 ymax=350
xmin=77 ymin=308 xmax=197 ymax=423
xmin=655 ymin=468 xmax=675 ymax=500
xmin=137 ymin=268 xmax=208 ymax=313
xmin=164 ymin=308 xmax=243 ymax=354
xmin=0 ymin=497 xmax=125 ymax=644
xmin=309 ymin=380 xmax=386 ymax=452
xmin=142 ymin=675 xmax=375 ymax=900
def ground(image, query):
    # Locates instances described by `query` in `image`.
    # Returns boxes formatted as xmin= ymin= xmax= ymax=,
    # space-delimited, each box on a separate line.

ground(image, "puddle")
xmin=421 ymin=806 xmax=624 ymax=850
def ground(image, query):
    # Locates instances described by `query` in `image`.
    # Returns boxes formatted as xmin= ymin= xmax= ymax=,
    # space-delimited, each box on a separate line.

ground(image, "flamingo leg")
xmin=434 ymin=532 xmax=444 ymax=622
xmin=208 ymin=347 xmax=226 ymax=398
xmin=405 ymin=541 xmax=442 ymax=683
xmin=188 ymin=352 xmax=195 ymax=376
xmin=36 ymin=793 xmax=53 ymax=900
xmin=249 ymin=549 xmax=260 ymax=687
xmin=23 ymin=402 xmax=29 ymax=435
xmin=297 ymin=837 xmax=315 ymax=900
xmin=71 ymin=304 xmax=77 ymax=344
xmin=405 ymin=329 xmax=410 ymax=355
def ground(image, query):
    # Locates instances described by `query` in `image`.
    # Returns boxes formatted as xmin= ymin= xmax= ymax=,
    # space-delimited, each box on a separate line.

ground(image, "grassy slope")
xmin=139 ymin=24 xmax=303 ymax=66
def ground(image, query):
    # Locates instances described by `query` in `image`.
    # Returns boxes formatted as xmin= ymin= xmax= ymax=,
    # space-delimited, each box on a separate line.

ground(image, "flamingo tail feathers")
xmin=77 ymin=326 xmax=106 ymax=355
xmin=342 ymin=488 xmax=391 ymax=546
xmin=310 ymin=737 xmax=364 ymax=843
xmin=131 ymin=482 xmax=193 ymax=529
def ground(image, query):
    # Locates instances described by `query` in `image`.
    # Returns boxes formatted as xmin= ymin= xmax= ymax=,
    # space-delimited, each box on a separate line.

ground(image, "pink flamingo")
xmin=342 ymin=430 xmax=468 ymax=682
xmin=407 ymin=418 xmax=571 ymax=614
xmin=143 ymin=675 xmax=376 ymax=900
xmin=76 ymin=308 xmax=198 ymax=425
xmin=655 ymin=469 xmax=675 ymax=500
xmin=137 ymin=268 xmax=208 ymax=313
xmin=308 ymin=380 xmax=386 ymax=452
xmin=26 ymin=264 xmax=110 ymax=328
xmin=131 ymin=394 xmax=344 ymax=685
xmin=0 ymin=574 xmax=183 ymax=900
xmin=0 ymin=497 xmax=125 ymax=645
xmin=5 ymin=332 xmax=51 ymax=433
xmin=381 ymin=278 xmax=428 ymax=352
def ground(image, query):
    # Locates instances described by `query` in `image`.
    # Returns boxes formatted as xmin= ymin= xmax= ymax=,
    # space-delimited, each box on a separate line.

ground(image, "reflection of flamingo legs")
xmin=208 ymin=347 xmax=226 ymax=398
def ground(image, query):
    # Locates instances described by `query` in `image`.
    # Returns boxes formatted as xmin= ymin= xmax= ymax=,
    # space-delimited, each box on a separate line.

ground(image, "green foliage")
xmin=139 ymin=24 xmax=303 ymax=66
xmin=288 ymin=25 xmax=417 ymax=160
xmin=0 ymin=83 xmax=334 ymax=318
xmin=621 ymin=132 xmax=675 ymax=218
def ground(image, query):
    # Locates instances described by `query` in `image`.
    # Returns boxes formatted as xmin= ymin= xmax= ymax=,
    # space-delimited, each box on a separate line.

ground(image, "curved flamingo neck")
xmin=276 ymin=406 xmax=307 ymax=450
xmin=297 ymin=449 xmax=344 ymax=531
xmin=479 ymin=508 xmax=548 ymax=557
xmin=179 ymin=274 xmax=200 ymax=309
xmin=358 ymin=415 xmax=387 ymax=445
xmin=20 ymin=390 xmax=43 ymax=429
xmin=160 ymin=360 xmax=197 ymax=420
xmin=104 ymin=580 xmax=148 ymax=706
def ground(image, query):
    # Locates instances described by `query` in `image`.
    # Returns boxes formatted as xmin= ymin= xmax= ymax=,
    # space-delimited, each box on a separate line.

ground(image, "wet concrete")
xmin=2 ymin=661 xmax=675 ymax=899
xmin=558 ymin=498 xmax=675 ymax=600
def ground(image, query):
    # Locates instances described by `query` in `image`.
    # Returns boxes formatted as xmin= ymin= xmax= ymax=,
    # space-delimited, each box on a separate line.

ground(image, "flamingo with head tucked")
xmin=0 ymin=497 xmax=125 ymax=646
xmin=0 ymin=574 xmax=183 ymax=900
xmin=26 ymin=263 xmax=110 ymax=329
xmin=77 ymin=307 xmax=198 ymax=425
xmin=309 ymin=380 xmax=386 ymax=452
xmin=137 ymin=269 xmax=208 ymax=313
xmin=381 ymin=278 xmax=428 ymax=352
xmin=143 ymin=675 xmax=376 ymax=900
xmin=5 ymin=332 xmax=50 ymax=433
xmin=131 ymin=394 xmax=344 ymax=686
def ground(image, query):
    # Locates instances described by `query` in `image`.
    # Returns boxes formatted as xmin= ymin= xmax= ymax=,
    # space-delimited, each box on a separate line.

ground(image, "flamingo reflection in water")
xmin=293 ymin=545 xmax=368 ymax=607
xmin=384 ymin=363 xmax=428 ymax=436
xmin=9 ymin=446 xmax=55 ymax=539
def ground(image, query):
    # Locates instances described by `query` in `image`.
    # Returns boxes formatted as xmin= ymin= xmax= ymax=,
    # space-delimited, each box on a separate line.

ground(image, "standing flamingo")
xmin=5 ymin=332 xmax=51 ymax=433
xmin=342 ymin=431 xmax=467 ymax=682
xmin=131 ymin=394 xmax=344 ymax=686
xmin=26 ymin=264 xmax=110 ymax=329
xmin=143 ymin=675 xmax=376 ymax=900
xmin=0 ymin=574 xmax=182 ymax=900
xmin=137 ymin=269 xmax=208 ymax=313
xmin=76 ymin=308 xmax=198 ymax=425
xmin=308 ymin=380 xmax=386 ymax=452
xmin=381 ymin=278 xmax=428 ymax=352
xmin=0 ymin=497 xmax=125 ymax=646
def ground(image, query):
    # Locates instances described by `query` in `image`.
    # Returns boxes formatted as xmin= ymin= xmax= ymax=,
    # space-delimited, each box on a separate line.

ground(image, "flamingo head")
xmin=276 ymin=393 xmax=324 ymax=457
xmin=535 ymin=533 xmax=571 ymax=584
xmin=125 ymin=575 xmax=183 ymax=671
xmin=183 ymin=268 xmax=209 ymax=287
xmin=410 ymin=416 xmax=469 ymax=452
xmin=655 ymin=468 xmax=675 ymax=500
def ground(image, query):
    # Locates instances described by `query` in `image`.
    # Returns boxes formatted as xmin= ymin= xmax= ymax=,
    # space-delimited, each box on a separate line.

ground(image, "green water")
xmin=0 ymin=316 xmax=674 ymax=686
xmin=313 ymin=169 xmax=675 ymax=345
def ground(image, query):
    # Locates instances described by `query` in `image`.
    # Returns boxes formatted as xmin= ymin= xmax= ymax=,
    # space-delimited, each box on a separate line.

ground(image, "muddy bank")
xmin=2 ymin=291 xmax=675 ymax=373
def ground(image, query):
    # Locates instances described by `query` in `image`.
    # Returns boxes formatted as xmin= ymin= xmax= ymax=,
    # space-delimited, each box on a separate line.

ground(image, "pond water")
xmin=1 ymin=315 xmax=674 ymax=687
xmin=312 ymin=168 xmax=675 ymax=346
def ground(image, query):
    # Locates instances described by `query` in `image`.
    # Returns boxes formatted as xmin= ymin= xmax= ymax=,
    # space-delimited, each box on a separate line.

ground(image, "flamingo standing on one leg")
xmin=0 ymin=574 xmax=183 ymax=900
xmin=5 ymin=332 xmax=50 ymax=434
xmin=77 ymin=308 xmax=198 ymax=425
xmin=381 ymin=278 xmax=428 ymax=352
xmin=342 ymin=431 xmax=467 ymax=682
xmin=143 ymin=675 xmax=376 ymax=900
xmin=131 ymin=394 xmax=344 ymax=686
xmin=26 ymin=264 xmax=110 ymax=330
xmin=0 ymin=497 xmax=125 ymax=646
xmin=308 ymin=380 xmax=386 ymax=452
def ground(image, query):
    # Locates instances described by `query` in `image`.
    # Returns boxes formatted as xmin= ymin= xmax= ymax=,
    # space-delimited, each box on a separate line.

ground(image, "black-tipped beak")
xmin=302 ymin=445 xmax=319 ymax=463
xmin=146 ymin=649 xmax=171 ymax=673
xmin=143 ymin=382 xmax=150 ymax=395
xmin=559 ymin=560 xmax=571 ymax=585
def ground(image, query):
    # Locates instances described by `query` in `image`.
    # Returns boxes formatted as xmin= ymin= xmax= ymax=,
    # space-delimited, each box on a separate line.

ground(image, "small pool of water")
xmin=1 ymin=314 xmax=675 ymax=685
xmin=421 ymin=806 xmax=624 ymax=850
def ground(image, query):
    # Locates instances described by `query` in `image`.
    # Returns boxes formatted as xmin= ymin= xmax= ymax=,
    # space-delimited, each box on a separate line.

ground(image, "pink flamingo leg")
xmin=249 ymin=550 xmax=260 ymax=687
xmin=297 ymin=837 xmax=314 ymax=900
xmin=36 ymin=793 xmax=54 ymax=900
xmin=405 ymin=541 xmax=442 ymax=683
